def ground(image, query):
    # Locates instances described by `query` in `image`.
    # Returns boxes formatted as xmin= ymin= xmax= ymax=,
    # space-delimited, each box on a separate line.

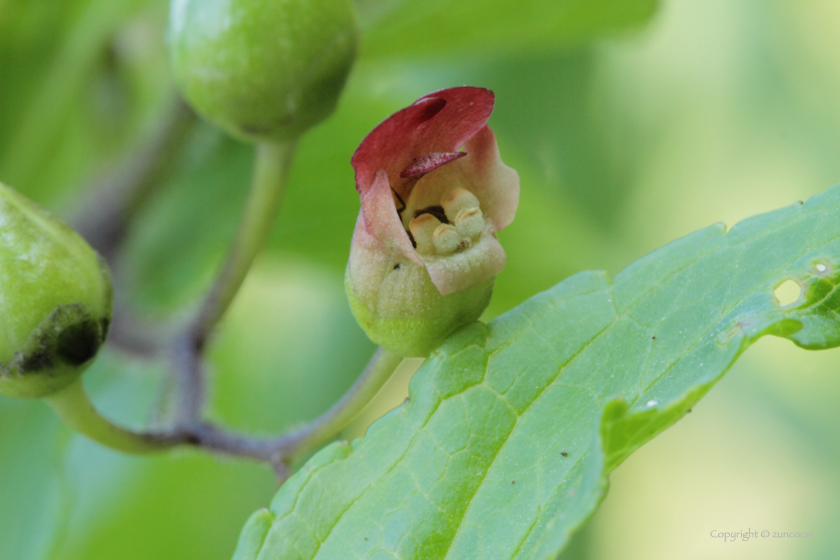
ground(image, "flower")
xmin=345 ymin=86 xmax=519 ymax=357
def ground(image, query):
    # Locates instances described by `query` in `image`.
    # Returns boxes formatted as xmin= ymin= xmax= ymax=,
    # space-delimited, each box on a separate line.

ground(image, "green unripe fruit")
xmin=0 ymin=183 xmax=113 ymax=399
xmin=168 ymin=0 xmax=359 ymax=143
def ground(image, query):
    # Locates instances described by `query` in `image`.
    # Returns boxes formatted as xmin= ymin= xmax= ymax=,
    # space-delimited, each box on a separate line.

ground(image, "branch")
xmin=71 ymin=96 xmax=197 ymax=359
xmin=47 ymin=348 xmax=403 ymax=481
xmin=54 ymin=113 xmax=399 ymax=480
xmin=172 ymin=141 xmax=296 ymax=429
xmin=45 ymin=378 xmax=187 ymax=454
xmin=74 ymin=97 xmax=197 ymax=261
xmin=170 ymin=347 xmax=403 ymax=478
xmin=187 ymin=141 xmax=296 ymax=351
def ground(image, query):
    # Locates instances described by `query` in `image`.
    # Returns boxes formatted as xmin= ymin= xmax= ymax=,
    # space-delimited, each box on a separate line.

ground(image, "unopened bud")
xmin=168 ymin=0 xmax=359 ymax=142
xmin=0 ymin=184 xmax=112 ymax=399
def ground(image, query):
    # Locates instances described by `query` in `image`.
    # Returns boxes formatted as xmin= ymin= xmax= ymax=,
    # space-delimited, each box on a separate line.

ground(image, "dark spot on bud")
xmin=21 ymin=349 xmax=53 ymax=373
xmin=561 ymin=451 xmax=568 ymax=457
xmin=394 ymin=264 xmax=401 ymax=271
xmin=511 ymin=480 xmax=515 ymax=485
xmin=652 ymin=336 xmax=656 ymax=340
xmin=57 ymin=319 xmax=101 ymax=366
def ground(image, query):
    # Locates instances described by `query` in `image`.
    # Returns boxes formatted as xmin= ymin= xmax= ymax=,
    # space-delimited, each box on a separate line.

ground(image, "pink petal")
xmin=352 ymin=87 xmax=495 ymax=199
xmin=460 ymin=126 xmax=519 ymax=231
xmin=426 ymin=233 xmax=507 ymax=296
xmin=409 ymin=126 xmax=519 ymax=232
xmin=356 ymin=170 xmax=422 ymax=266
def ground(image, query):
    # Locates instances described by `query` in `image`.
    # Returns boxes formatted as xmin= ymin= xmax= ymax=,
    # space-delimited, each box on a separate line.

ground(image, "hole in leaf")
xmin=774 ymin=279 xmax=802 ymax=307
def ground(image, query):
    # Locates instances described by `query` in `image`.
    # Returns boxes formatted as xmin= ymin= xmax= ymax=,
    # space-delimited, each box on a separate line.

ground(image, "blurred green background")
xmin=1 ymin=0 xmax=839 ymax=558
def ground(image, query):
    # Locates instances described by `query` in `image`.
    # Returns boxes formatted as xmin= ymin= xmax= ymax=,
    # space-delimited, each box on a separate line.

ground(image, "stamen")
xmin=433 ymin=224 xmax=461 ymax=254
xmin=454 ymin=207 xmax=484 ymax=239
xmin=409 ymin=213 xmax=441 ymax=255
xmin=441 ymin=188 xmax=481 ymax=223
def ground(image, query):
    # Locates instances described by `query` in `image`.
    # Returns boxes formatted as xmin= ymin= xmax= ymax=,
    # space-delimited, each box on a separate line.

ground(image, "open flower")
xmin=345 ymin=87 xmax=519 ymax=357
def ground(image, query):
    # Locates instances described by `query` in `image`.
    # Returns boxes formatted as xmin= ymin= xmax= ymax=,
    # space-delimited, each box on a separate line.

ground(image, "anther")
xmin=409 ymin=213 xmax=441 ymax=255
xmin=441 ymin=188 xmax=480 ymax=222
xmin=442 ymin=188 xmax=485 ymax=240
xmin=454 ymin=207 xmax=484 ymax=239
xmin=433 ymin=224 xmax=461 ymax=254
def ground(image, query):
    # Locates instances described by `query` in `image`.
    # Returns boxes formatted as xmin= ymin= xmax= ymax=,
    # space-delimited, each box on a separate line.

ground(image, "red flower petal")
xmin=400 ymin=152 xmax=467 ymax=178
xmin=352 ymin=87 xmax=495 ymax=199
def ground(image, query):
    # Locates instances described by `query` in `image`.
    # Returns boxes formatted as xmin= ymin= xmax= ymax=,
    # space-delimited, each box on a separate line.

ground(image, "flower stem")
xmin=45 ymin=348 xmax=403 ymax=467
xmin=177 ymin=140 xmax=296 ymax=426
xmin=45 ymin=378 xmax=181 ymax=454
xmin=188 ymin=141 xmax=297 ymax=349
xmin=278 ymin=347 xmax=403 ymax=460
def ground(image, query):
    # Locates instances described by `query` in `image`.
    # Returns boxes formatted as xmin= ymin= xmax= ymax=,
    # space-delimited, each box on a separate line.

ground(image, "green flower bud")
xmin=0 ymin=183 xmax=112 ymax=399
xmin=168 ymin=0 xmax=359 ymax=143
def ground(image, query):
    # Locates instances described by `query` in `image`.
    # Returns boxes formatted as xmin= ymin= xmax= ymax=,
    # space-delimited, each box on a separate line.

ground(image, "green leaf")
xmin=236 ymin=184 xmax=840 ymax=559
xmin=358 ymin=0 xmax=658 ymax=58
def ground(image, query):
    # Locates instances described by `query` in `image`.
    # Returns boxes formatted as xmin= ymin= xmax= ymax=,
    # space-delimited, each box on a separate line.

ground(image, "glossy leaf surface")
xmin=238 ymin=184 xmax=840 ymax=559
